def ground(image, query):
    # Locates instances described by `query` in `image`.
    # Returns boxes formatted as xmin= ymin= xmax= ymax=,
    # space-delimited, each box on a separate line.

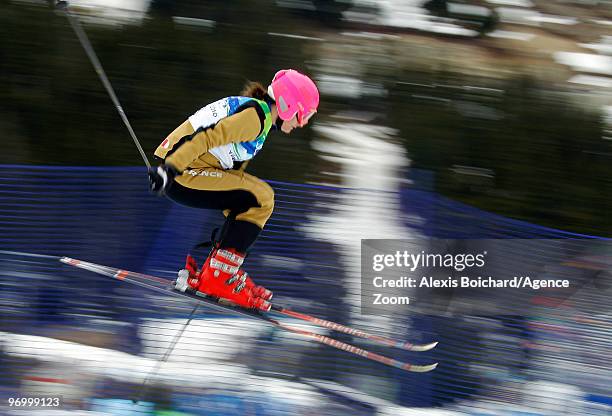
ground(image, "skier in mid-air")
xmin=55 ymin=2 xmax=438 ymax=370
xmin=148 ymin=69 xmax=319 ymax=312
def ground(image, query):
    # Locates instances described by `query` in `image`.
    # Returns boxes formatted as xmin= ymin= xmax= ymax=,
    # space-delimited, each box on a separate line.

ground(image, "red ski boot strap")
xmin=209 ymin=258 xmax=240 ymax=275
xmin=191 ymin=227 xmax=222 ymax=254
xmin=185 ymin=255 xmax=198 ymax=275
xmin=216 ymin=249 xmax=245 ymax=266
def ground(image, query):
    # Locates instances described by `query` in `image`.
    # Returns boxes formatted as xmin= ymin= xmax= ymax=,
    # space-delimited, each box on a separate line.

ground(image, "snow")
xmin=61 ymin=0 xmax=151 ymax=23
xmin=447 ymin=3 xmax=492 ymax=18
xmin=522 ymin=381 xmax=585 ymax=415
xmin=139 ymin=318 xmax=267 ymax=363
xmin=316 ymin=75 xmax=365 ymax=99
xmin=316 ymin=74 xmax=387 ymax=99
xmin=345 ymin=0 xmax=478 ymax=37
xmin=6 ymin=411 xmax=105 ymax=415
xmin=486 ymin=0 xmax=534 ymax=6
xmin=568 ymin=75 xmax=612 ymax=88
xmin=139 ymin=317 xmax=331 ymax=361
xmin=604 ymin=105 xmax=612 ymax=123
xmin=495 ymin=7 xmax=542 ymax=26
xmin=173 ymin=17 xmax=216 ymax=30
xmin=603 ymin=105 xmax=612 ymax=139
xmin=303 ymin=378 xmax=399 ymax=408
xmin=592 ymin=19 xmax=612 ymax=26
xmin=494 ymin=7 xmax=584 ymax=26
xmin=268 ymin=32 xmax=324 ymax=41
xmin=305 ymin=121 xmax=424 ymax=330
xmin=554 ymin=52 xmax=612 ymax=76
xmin=341 ymin=31 xmax=400 ymax=40
xmin=530 ymin=14 xmax=578 ymax=25
xmin=579 ymin=36 xmax=612 ymax=56
xmin=378 ymin=408 xmax=462 ymax=416
xmin=1 ymin=327 xmax=248 ymax=387
xmin=0 ymin=327 xmax=329 ymax=407
xmin=67 ymin=0 xmax=149 ymax=13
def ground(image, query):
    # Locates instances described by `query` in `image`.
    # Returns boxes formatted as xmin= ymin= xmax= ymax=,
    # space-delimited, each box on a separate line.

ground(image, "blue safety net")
xmin=0 ymin=165 xmax=609 ymax=416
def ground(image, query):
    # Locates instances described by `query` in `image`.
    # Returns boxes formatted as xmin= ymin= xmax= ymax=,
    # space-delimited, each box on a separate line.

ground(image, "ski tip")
xmin=59 ymin=257 xmax=74 ymax=264
xmin=410 ymin=362 xmax=439 ymax=373
xmin=406 ymin=341 xmax=438 ymax=352
xmin=60 ymin=257 xmax=81 ymax=267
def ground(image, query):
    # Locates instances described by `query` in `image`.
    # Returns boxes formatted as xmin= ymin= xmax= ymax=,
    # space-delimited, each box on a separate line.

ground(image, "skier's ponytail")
xmin=241 ymin=81 xmax=267 ymax=100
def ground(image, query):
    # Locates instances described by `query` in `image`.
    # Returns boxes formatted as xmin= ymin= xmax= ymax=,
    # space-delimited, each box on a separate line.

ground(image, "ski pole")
xmin=55 ymin=1 xmax=151 ymax=169
xmin=133 ymin=302 xmax=200 ymax=404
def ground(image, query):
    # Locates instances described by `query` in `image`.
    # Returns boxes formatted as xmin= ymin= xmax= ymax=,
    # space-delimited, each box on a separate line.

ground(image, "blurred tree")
xmin=390 ymin=71 xmax=611 ymax=235
xmin=148 ymin=0 xmax=178 ymax=17
xmin=0 ymin=2 xmax=608 ymax=235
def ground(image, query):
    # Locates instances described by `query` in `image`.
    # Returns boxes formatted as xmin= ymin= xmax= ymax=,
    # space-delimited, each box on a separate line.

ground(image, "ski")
xmin=59 ymin=257 xmax=437 ymax=352
xmin=60 ymin=257 xmax=438 ymax=373
xmin=271 ymin=306 xmax=438 ymax=352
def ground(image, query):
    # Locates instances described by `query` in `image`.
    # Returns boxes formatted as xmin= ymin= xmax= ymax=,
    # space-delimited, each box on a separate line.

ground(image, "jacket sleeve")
xmin=164 ymin=107 xmax=263 ymax=172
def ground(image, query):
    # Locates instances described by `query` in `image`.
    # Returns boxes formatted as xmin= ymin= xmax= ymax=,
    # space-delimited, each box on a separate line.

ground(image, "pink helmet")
xmin=268 ymin=69 xmax=319 ymax=127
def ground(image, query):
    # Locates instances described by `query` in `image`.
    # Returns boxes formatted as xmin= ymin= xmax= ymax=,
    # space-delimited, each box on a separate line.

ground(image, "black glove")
xmin=148 ymin=164 xmax=178 ymax=196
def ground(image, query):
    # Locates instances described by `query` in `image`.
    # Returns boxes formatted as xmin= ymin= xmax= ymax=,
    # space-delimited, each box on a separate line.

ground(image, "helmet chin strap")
xmin=275 ymin=116 xmax=284 ymax=130
xmin=263 ymin=92 xmax=282 ymax=130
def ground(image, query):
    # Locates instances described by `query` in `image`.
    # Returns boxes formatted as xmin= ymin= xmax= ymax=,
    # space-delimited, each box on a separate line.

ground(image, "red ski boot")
xmin=210 ymin=248 xmax=273 ymax=301
xmin=196 ymin=248 xmax=272 ymax=311
xmin=235 ymin=269 xmax=273 ymax=301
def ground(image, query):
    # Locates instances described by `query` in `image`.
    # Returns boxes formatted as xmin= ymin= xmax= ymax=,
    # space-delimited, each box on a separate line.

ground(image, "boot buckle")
xmin=233 ymin=281 xmax=246 ymax=294
xmin=226 ymin=273 xmax=247 ymax=292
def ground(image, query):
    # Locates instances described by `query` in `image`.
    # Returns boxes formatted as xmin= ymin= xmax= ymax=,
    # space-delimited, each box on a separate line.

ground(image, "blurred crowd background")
xmin=0 ymin=0 xmax=611 ymax=415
